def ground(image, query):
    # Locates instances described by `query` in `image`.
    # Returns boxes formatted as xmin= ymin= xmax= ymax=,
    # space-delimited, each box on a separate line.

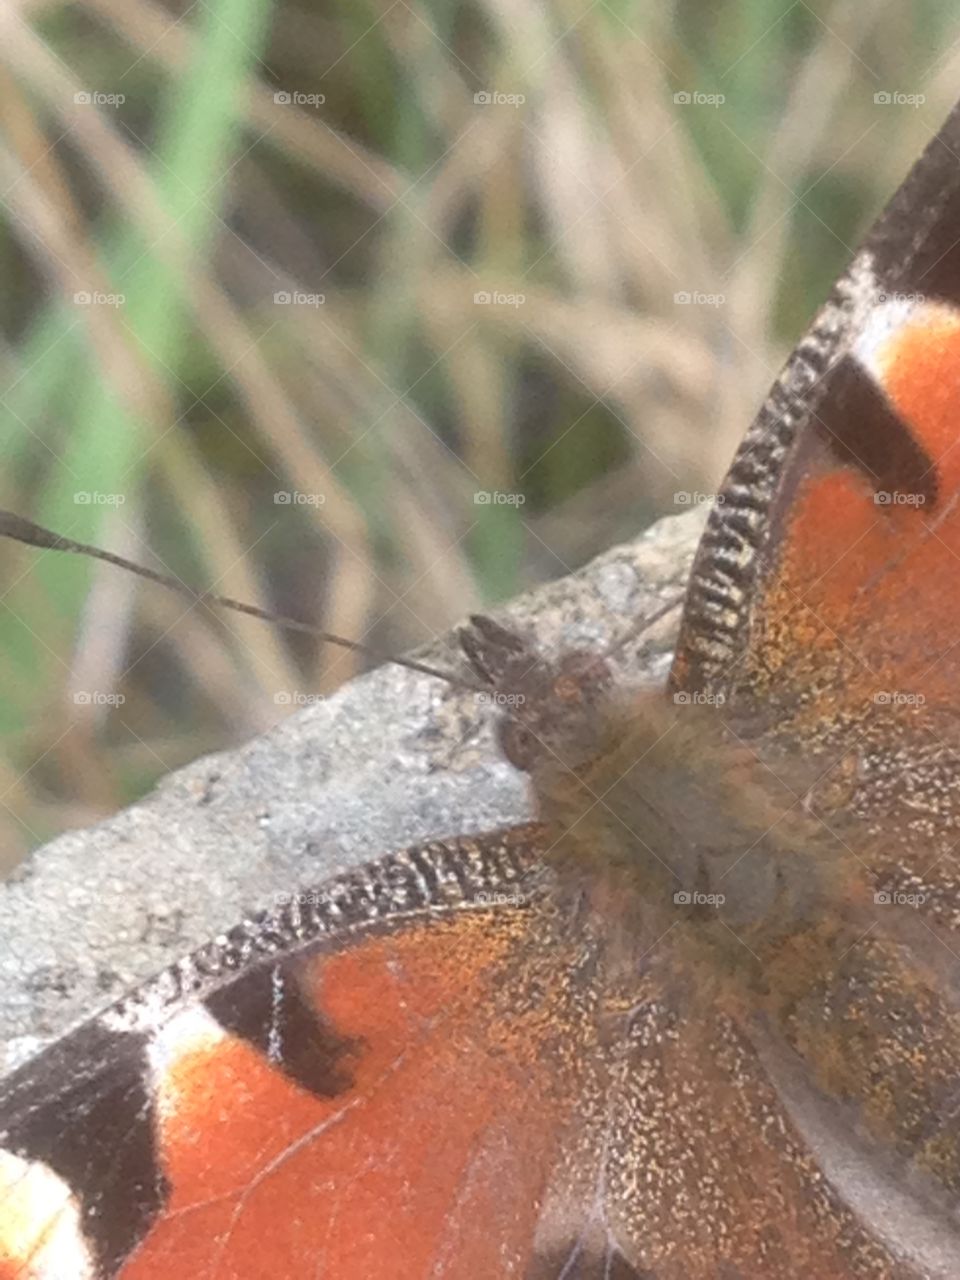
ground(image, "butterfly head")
xmin=458 ymin=613 xmax=616 ymax=774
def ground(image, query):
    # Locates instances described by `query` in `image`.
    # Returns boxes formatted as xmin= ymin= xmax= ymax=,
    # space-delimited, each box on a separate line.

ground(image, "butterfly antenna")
xmin=603 ymin=592 xmax=686 ymax=660
xmin=0 ymin=510 xmax=477 ymax=689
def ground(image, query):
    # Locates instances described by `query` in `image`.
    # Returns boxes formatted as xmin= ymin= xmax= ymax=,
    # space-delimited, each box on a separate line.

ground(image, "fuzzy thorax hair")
xmin=536 ymin=691 xmax=882 ymax=1016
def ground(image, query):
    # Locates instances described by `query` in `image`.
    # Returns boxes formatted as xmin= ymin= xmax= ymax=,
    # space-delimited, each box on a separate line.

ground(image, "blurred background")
xmin=1 ymin=0 xmax=959 ymax=860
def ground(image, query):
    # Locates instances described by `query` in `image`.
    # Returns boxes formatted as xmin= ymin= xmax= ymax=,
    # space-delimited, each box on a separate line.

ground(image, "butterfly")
xmin=4 ymin=96 xmax=960 ymax=1280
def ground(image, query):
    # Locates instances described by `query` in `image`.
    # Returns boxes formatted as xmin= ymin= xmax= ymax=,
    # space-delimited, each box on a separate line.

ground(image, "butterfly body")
xmin=10 ymin=102 xmax=960 ymax=1278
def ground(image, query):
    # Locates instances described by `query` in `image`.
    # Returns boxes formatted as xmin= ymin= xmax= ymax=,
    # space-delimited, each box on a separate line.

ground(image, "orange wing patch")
xmin=863 ymin=300 xmax=960 ymax=469
xmin=123 ymin=908 xmax=592 ymax=1279
xmin=700 ymin=299 xmax=960 ymax=762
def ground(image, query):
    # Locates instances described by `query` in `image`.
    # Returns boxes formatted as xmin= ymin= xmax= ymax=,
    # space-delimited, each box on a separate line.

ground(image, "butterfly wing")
xmin=600 ymin=974 xmax=924 ymax=1278
xmin=665 ymin=97 xmax=960 ymax=1271
xmin=671 ymin=98 xmax=960 ymax=931
xmin=673 ymin=100 xmax=960 ymax=743
xmin=0 ymin=828 xmax=613 ymax=1279
xmin=3 ymin=831 xmax=922 ymax=1280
